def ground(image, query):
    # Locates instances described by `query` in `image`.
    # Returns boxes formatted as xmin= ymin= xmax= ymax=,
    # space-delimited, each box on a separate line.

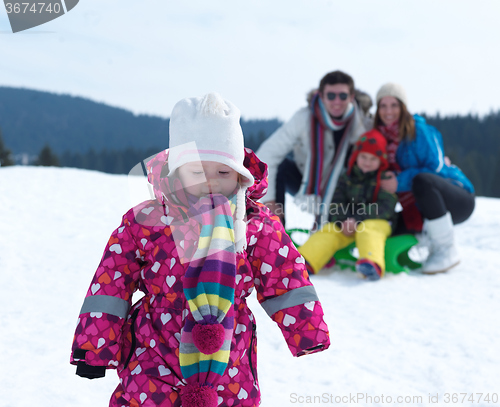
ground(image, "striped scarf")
xmin=303 ymin=93 xmax=354 ymax=197
xmin=179 ymin=193 xmax=237 ymax=389
xmin=378 ymin=123 xmax=423 ymax=232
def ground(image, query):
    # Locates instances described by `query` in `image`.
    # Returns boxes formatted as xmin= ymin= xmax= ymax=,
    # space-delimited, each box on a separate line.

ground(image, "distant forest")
xmin=0 ymin=86 xmax=499 ymax=197
xmin=0 ymin=86 xmax=280 ymax=155
xmin=56 ymin=131 xmax=271 ymax=176
xmin=422 ymin=112 xmax=500 ymax=198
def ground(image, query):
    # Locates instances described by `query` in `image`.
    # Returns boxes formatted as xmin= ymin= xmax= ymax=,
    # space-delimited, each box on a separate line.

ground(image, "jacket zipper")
xmin=123 ymin=308 xmax=140 ymax=368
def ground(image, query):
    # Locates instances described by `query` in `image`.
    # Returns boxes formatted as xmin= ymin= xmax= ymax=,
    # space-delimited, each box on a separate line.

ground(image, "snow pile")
xmin=1 ymin=166 xmax=499 ymax=407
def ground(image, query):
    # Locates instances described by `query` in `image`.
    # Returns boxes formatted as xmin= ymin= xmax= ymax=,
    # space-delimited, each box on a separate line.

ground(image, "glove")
xmin=73 ymin=349 xmax=106 ymax=379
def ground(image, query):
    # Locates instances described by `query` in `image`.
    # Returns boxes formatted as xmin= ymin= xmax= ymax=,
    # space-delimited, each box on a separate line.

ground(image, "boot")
xmin=421 ymin=212 xmax=460 ymax=274
xmin=356 ymin=259 xmax=383 ymax=281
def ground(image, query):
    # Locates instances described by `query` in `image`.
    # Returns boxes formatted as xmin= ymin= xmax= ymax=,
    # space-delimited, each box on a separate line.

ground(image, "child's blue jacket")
xmin=396 ymin=115 xmax=474 ymax=194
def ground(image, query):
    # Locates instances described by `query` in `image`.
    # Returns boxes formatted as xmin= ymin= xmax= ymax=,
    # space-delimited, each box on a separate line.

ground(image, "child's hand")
xmin=342 ymin=218 xmax=357 ymax=236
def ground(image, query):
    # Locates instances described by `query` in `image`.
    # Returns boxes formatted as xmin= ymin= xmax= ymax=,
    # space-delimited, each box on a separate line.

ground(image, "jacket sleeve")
xmin=247 ymin=205 xmax=330 ymax=357
xmin=70 ymin=209 xmax=144 ymax=377
xmin=255 ymin=108 xmax=309 ymax=202
xmin=396 ymin=121 xmax=445 ymax=193
xmin=328 ymin=173 xmax=349 ymax=223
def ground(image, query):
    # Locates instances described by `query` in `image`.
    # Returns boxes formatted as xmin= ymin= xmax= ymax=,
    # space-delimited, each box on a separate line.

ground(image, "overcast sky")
xmin=1 ymin=0 xmax=499 ymax=121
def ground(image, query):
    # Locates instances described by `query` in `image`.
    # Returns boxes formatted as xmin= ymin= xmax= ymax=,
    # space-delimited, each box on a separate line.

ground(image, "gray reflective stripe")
xmin=179 ymin=339 xmax=231 ymax=354
xmin=79 ymin=295 xmax=130 ymax=319
xmin=260 ymin=286 xmax=319 ymax=317
xmin=192 ymin=305 xmax=225 ymax=324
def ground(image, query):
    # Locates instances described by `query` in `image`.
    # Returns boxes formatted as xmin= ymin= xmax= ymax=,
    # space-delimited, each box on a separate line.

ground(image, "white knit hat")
xmin=376 ymin=83 xmax=408 ymax=107
xmin=168 ymin=92 xmax=254 ymax=188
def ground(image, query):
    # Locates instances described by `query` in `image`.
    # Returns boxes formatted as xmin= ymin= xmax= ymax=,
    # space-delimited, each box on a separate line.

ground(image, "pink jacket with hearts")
xmin=71 ymin=148 xmax=330 ymax=407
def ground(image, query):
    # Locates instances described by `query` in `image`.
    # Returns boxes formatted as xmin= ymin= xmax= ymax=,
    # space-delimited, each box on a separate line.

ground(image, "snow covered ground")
xmin=1 ymin=166 xmax=499 ymax=407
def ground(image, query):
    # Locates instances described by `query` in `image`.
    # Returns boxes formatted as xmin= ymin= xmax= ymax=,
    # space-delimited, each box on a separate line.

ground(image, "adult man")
xmin=256 ymin=70 xmax=372 ymax=227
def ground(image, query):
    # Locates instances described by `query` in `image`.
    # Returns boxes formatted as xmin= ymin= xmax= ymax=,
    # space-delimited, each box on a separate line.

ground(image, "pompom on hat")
xmin=168 ymin=92 xmax=254 ymax=188
xmin=376 ymin=82 xmax=408 ymax=107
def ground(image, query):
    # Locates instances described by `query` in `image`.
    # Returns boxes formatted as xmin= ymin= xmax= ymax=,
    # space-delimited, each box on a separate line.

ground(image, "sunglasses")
xmin=326 ymin=92 xmax=349 ymax=101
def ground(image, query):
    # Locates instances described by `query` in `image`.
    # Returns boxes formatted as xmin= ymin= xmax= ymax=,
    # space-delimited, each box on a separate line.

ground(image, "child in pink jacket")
xmin=71 ymin=92 xmax=330 ymax=407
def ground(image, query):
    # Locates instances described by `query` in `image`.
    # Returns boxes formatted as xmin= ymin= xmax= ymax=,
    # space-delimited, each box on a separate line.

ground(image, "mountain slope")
xmin=0 ymin=86 xmax=170 ymax=154
xmin=0 ymin=87 xmax=281 ymax=155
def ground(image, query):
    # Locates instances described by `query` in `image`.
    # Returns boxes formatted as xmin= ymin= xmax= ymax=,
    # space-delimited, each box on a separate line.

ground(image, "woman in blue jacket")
xmin=374 ymin=83 xmax=475 ymax=274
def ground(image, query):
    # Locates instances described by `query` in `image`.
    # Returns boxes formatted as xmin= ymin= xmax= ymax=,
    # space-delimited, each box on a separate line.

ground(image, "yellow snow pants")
xmin=298 ymin=219 xmax=392 ymax=274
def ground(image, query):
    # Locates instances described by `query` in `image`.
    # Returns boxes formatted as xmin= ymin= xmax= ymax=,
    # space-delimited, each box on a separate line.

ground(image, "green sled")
xmin=287 ymin=229 xmax=422 ymax=274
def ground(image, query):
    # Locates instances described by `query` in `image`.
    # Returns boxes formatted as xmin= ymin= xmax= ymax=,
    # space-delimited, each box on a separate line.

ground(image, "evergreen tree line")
xmin=0 ymin=130 xmax=271 ymax=171
xmin=59 ymin=147 xmax=163 ymax=174
xmin=0 ymin=129 xmax=14 ymax=166
xmin=1 ymin=112 xmax=499 ymax=197
xmin=51 ymin=132 xmax=270 ymax=174
xmin=0 ymin=86 xmax=170 ymax=155
xmin=0 ymin=87 xmax=282 ymax=155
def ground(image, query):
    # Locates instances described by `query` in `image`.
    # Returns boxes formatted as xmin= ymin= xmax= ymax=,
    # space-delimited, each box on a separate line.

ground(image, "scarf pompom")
xmin=181 ymin=384 xmax=219 ymax=407
xmin=192 ymin=323 xmax=225 ymax=354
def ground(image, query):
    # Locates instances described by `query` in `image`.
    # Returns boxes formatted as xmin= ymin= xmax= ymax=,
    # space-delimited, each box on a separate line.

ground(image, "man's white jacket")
xmin=256 ymin=102 xmax=371 ymax=223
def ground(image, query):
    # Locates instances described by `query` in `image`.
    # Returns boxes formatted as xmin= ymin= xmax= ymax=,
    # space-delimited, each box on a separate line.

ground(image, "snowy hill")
xmin=1 ymin=166 xmax=499 ymax=407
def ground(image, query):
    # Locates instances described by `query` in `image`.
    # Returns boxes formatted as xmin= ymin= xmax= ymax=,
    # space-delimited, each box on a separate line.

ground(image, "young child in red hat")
xmin=298 ymin=129 xmax=398 ymax=280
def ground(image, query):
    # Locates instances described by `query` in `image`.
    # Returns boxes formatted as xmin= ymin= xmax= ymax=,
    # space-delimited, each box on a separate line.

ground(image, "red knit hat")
xmin=348 ymin=129 xmax=389 ymax=202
